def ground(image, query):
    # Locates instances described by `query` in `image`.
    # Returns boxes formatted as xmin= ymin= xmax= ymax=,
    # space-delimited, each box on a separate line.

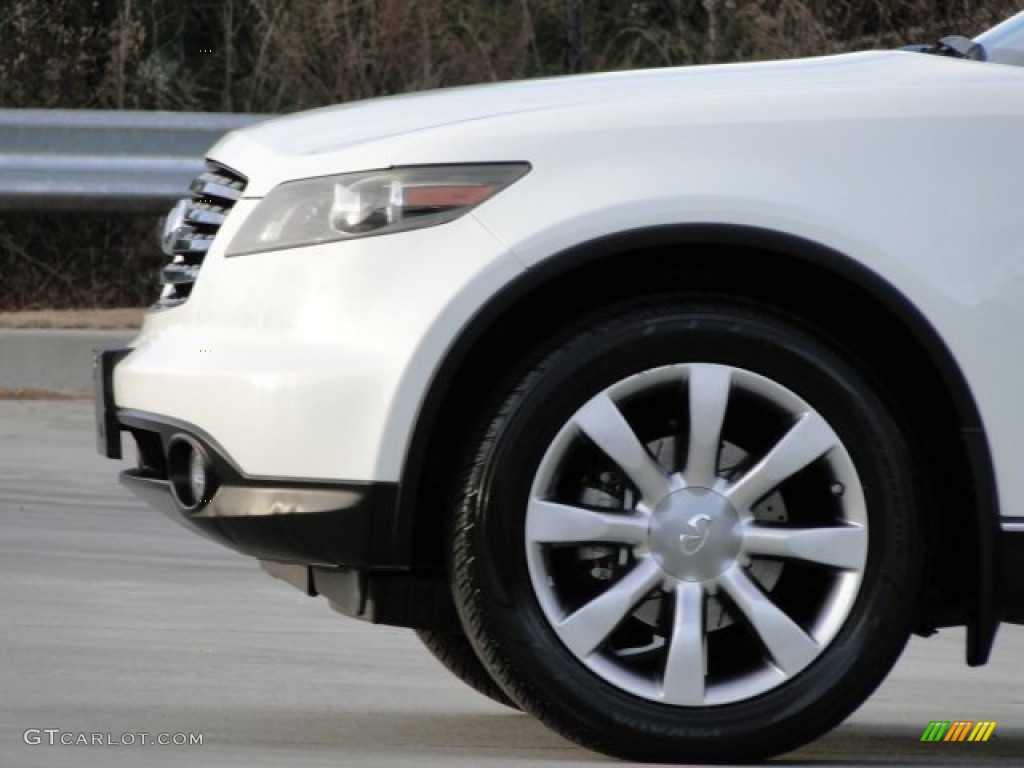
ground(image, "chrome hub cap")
xmin=525 ymin=363 xmax=868 ymax=706
xmin=649 ymin=488 xmax=741 ymax=582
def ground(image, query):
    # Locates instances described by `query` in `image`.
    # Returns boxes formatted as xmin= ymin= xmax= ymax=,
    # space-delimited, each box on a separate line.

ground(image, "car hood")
xmin=232 ymin=52 xmax=908 ymax=157
xmin=209 ymin=49 xmax=1017 ymax=195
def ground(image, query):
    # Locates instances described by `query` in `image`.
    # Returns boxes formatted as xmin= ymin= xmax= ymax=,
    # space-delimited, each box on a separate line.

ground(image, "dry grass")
xmin=4 ymin=1 xmax=1017 ymax=114
xmin=0 ymin=214 xmax=161 ymax=311
xmin=0 ymin=309 xmax=144 ymax=329
xmin=0 ymin=388 xmax=90 ymax=401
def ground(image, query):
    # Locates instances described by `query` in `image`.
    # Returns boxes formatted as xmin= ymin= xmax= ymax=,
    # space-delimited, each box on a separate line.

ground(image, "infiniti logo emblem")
xmin=679 ymin=513 xmax=712 ymax=555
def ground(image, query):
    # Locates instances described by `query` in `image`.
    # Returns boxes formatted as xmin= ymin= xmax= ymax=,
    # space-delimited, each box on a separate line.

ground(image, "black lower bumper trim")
xmin=998 ymin=520 xmax=1024 ymax=624
xmin=93 ymin=347 xmax=131 ymax=458
xmin=121 ymin=469 xmax=400 ymax=566
xmin=260 ymin=561 xmax=459 ymax=630
xmin=106 ymin=405 xmax=412 ymax=568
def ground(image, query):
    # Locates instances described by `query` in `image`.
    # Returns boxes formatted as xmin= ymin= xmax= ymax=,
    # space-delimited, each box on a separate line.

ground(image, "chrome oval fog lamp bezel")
xmin=167 ymin=434 xmax=217 ymax=511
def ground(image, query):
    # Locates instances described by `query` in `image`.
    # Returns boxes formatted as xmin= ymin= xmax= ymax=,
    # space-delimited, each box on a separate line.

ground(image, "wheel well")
xmin=399 ymin=226 xmax=995 ymax=652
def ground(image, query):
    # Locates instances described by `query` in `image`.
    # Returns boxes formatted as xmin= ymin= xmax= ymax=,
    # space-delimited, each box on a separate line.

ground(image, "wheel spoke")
xmin=661 ymin=581 xmax=705 ymax=705
xmin=555 ymin=558 xmax=662 ymax=658
xmin=725 ymin=412 xmax=837 ymax=511
xmin=527 ymin=498 xmax=648 ymax=545
xmin=718 ymin=566 xmax=819 ymax=674
xmin=683 ymin=364 xmax=731 ymax=489
xmin=573 ymin=392 xmax=672 ymax=505
xmin=743 ymin=523 xmax=867 ymax=570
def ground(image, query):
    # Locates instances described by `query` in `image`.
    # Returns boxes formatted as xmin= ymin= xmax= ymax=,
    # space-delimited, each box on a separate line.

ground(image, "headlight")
xmin=225 ymin=163 xmax=530 ymax=256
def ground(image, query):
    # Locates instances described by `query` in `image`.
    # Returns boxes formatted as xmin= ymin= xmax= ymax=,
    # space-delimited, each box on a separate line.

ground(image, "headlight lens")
xmin=225 ymin=163 xmax=530 ymax=256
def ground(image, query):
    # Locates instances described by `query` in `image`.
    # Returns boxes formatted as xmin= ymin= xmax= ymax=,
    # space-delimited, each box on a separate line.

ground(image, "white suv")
xmin=96 ymin=12 xmax=1024 ymax=762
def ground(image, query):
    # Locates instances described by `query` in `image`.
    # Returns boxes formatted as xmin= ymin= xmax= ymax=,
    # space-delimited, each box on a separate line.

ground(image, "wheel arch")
xmin=397 ymin=223 xmax=998 ymax=663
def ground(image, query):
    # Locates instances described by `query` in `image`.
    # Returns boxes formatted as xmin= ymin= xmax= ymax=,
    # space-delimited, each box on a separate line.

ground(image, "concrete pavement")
xmin=0 ymin=328 xmax=135 ymax=394
xmin=1 ymin=400 xmax=1023 ymax=767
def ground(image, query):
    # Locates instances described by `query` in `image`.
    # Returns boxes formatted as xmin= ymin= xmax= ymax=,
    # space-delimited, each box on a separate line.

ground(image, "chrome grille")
xmin=158 ymin=162 xmax=246 ymax=307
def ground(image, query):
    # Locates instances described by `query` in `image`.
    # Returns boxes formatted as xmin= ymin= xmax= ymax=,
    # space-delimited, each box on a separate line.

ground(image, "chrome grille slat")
xmin=158 ymin=162 xmax=246 ymax=307
xmin=190 ymin=173 xmax=244 ymax=203
xmin=169 ymin=231 xmax=213 ymax=256
xmin=185 ymin=205 xmax=227 ymax=227
xmin=161 ymin=263 xmax=202 ymax=286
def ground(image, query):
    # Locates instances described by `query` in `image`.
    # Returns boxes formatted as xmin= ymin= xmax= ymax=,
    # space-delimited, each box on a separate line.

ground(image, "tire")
xmin=415 ymin=628 xmax=519 ymax=709
xmin=449 ymin=296 xmax=922 ymax=763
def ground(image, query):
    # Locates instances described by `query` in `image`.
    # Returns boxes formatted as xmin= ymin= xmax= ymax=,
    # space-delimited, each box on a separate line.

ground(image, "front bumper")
xmin=94 ymin=348 xmax=406 ymax=568
xmin=96 ymin=347 xmax=456 ymax=629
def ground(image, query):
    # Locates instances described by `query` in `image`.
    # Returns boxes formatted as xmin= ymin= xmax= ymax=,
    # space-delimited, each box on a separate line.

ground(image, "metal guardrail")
xmin=0 ymin=109 xmax=268 ymax=213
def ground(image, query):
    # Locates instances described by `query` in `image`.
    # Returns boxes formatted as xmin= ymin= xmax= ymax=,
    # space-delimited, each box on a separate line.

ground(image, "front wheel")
xmin=449 ymin=297 xmax=922 ymax=762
